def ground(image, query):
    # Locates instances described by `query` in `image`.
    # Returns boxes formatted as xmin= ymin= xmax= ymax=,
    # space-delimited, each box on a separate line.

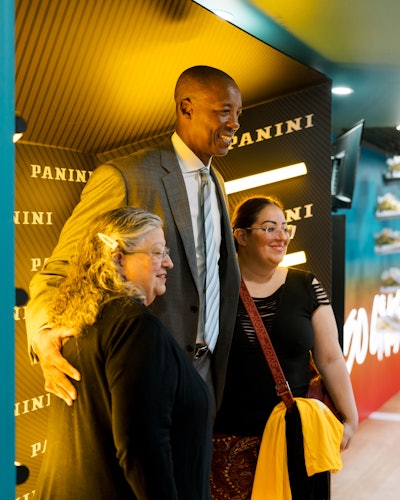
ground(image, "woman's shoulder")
xmin=103 ymin=296 xmax=164 ymax=327
xmin=286 ymin=268 xmax=329 ymax=306
xmin=102 ymin=295 xmax=144 ymax=316
xmin=286 ymin=267 xmax=315 ymax=284
xmin=97 ymin=297 xmax=178 ymax=352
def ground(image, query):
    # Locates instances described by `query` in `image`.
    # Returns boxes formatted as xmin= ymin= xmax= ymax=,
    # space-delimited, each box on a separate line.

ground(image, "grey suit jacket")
xmin=26 ymin=138 xmax=240 ymax=409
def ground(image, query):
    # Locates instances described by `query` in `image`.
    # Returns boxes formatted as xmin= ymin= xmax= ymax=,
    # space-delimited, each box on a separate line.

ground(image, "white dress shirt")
xmin=171 ymin=132 xmax=221 ymax=344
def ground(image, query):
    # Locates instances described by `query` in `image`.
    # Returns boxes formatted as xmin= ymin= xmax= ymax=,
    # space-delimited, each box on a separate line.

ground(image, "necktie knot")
xmin=200 ymin=167 xmax=210 ymax=187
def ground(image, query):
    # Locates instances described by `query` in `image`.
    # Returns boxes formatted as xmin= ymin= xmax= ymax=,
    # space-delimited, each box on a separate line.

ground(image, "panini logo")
xmin=14 ymin=211 xmax=53 ymax=225
xmin=230 ymin=113 xmax=314 ymax=149
xmin=30 ymin=164 xmax=93 ymax=182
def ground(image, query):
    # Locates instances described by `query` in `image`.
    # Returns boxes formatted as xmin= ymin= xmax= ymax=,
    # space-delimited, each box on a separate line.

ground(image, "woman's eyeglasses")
xmin=246 ymin=225 xmax=296 ymax=239
xmin=123 ymin=247 xmax=170 ymax=260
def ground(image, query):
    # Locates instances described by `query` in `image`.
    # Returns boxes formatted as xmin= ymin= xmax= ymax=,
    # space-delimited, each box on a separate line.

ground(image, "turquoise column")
xmin=0 ymin=0 xmax=16 ymax=497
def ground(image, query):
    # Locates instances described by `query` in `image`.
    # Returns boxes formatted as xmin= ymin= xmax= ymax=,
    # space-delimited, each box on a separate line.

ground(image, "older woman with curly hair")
xmin=35 ymin=206 xmax=212 ymax=500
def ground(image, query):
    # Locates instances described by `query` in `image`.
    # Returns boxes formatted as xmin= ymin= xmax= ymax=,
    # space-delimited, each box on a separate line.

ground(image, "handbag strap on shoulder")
xmin=239 ymin=277 xmax=295 ymax=412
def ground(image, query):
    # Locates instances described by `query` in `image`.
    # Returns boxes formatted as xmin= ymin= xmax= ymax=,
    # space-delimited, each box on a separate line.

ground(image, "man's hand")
xmin=32 ymin=327 xmax=81 ymax=406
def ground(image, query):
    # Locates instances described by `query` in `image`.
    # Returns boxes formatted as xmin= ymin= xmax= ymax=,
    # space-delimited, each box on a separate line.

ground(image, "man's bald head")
xmin=174 ymin=66 xmax=239 ymax=104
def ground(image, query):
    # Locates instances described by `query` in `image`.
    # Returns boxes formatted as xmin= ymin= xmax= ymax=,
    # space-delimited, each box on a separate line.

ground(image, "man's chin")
xmin=213 ymin=147 xmax=230 ymax=158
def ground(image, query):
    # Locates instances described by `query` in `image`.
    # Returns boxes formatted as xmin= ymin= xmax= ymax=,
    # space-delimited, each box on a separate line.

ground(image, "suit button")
xmin=190 ymin=305 xmax=198 ymax=313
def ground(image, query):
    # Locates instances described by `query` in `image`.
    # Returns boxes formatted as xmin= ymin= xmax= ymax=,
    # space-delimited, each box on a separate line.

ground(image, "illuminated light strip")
xmin=369 ymin=412 xmax=400 ymax=422
xmin=225 ymin=163 xmax=307 ymax=195
xmin=212 ymin=9 xmax=234 ymax=21
xmin=280 ymin=251 xmax=307 ymax=268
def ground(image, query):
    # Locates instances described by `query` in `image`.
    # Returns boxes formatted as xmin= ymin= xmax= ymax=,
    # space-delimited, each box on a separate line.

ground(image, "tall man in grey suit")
xmin=26 ymin=65 xmax=242 ymax=415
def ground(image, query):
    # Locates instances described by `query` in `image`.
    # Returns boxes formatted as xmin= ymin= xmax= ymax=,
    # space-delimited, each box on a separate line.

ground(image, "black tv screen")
xmin=331 ymin=119 xmax=364 ymax=211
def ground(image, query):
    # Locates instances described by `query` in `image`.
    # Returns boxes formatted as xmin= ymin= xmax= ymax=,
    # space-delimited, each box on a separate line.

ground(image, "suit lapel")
xmin=210 ymin=165 xmax=230 ymax=243
xmin=160 ymin=146 xmax=199 ymax=286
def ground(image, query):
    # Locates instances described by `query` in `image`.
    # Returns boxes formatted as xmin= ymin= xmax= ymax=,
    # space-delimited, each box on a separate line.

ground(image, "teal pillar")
xmin=0 ymin=0 xmax=16 ymax=497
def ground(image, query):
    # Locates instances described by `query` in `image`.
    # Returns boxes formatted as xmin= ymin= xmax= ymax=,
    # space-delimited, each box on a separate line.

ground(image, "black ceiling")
xmin=15 ymin=0 xmax=325 ymax=155
xmin=16 ymin=0 xmax=400 ymax=156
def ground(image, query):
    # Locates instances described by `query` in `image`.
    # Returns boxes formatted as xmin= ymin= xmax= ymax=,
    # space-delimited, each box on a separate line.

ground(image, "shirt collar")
xmin=171 ymin=132 xmax=211 ymax=173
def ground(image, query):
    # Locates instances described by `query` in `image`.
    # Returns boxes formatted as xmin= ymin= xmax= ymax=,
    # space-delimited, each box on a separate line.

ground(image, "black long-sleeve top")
xmin=35 ymin=298 xmax=212 ymax=499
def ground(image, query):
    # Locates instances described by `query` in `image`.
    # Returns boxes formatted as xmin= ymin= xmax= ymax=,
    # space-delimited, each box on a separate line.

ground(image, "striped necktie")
xmin=199 ymin=167 xmax=220 ymax=352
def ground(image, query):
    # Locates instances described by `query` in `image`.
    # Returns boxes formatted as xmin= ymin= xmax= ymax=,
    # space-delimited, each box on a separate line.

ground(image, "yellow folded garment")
xmin=297 ymin=397 xmax=343 ymax=476
xmin=251 ymin=398 xmax=343 ymax=500
xmin=251 ymin=401 xmax=291 ymax=500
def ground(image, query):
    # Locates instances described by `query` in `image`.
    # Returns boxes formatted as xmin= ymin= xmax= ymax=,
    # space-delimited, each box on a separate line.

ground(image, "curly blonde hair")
xmin=47 ymin=207 xmax=163 ymax=335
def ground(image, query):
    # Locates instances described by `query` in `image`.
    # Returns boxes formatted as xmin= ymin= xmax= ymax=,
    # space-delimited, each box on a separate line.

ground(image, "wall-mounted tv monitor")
xmin=331 ymin=119 xmax=364 ymax=212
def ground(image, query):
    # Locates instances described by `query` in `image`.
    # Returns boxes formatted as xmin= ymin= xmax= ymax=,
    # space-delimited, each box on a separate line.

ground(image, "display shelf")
xmin=375 ymin=210 xmax=400 ymax=220
xmin=383 ymin=172 xmax=400 ymax=183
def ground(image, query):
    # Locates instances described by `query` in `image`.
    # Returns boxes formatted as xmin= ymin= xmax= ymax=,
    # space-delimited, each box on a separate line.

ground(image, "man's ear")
xmin=179 ymin=98 xmax=193 ymax=119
